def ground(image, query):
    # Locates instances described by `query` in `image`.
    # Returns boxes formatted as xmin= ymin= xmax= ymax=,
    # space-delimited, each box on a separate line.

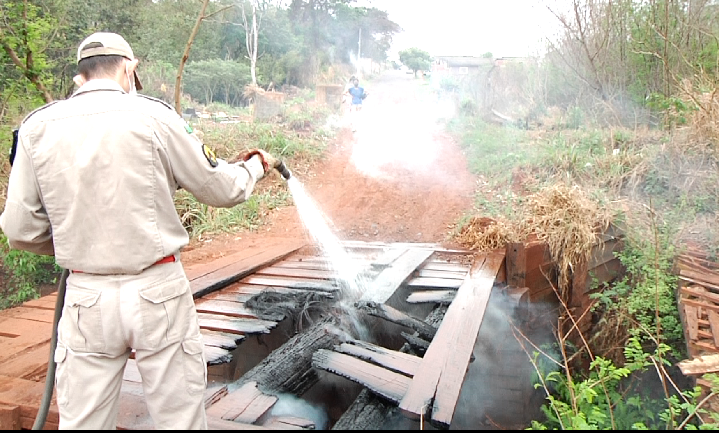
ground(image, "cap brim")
xmin=133 ymin=71 xmax=143 ymax=91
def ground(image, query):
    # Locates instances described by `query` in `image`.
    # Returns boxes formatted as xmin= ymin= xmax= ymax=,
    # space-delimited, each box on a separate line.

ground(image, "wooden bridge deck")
xmin=0 ymin=238 xmax=498 ymax=430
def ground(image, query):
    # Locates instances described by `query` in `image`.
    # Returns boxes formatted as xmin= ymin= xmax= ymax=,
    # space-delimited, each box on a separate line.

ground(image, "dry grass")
xmin=521 ymin=184 xmax=612 ymax=295
xmin=453 ymin=216 xmax=522 ymax=252
xmin=454 ymin=184 xmax=613 ymax=299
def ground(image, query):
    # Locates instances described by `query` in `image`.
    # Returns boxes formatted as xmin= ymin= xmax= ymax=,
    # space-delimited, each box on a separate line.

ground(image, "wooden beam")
xmin=189 ymin=239 xmax=306 ymax=298
xmin=335 ymin=340 xmax=422 ymax=377
xmin=262 ymin=416 xmax=314 ymax=430
xmin=356 ymin=301 xmax=437 ymax=340
xmin=205 ymin=346 xmax=233 ymax=365
xmin=197 ymin=314 xmax=276 ymax=335
xmin=207 ymin=381 xmax=278 ymax=424
xmin=406 ymin=277 xmax=463 ymax=289
xmin=401 ymin=332 xmax=429 ymax=356
xmin=201 ymin=330 xmax=246 ymax=350
xmin=241 ymin=276 xmax=338 ymax=293
xmin=679 ymin=354 xmax=719 ymax=375
xmin=406 ymin=290 xmax=455 ymax=304
xmin=506 ymin=242 xmax=526 ymax=288
xmin=195 ymin=299 xmax=263 ymax=319
xmin=431 ymin=252 xmax=504 ymax=428
xmin=360 ymin=249 xmax=433 ymax=303
xmin=236 ymin=318 xmax=342 ymax=396
xmin=398 ymin=251 xmax=503 ymax=427
xmin=0 ymin=404 xmax=20 ymax=430
xmin=312 ymin=350 xmax=411 ymax=403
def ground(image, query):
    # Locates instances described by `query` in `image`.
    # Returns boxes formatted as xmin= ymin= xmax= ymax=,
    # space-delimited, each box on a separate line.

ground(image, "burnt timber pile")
xmin=0 ymin=234 xmax=627 ymax=430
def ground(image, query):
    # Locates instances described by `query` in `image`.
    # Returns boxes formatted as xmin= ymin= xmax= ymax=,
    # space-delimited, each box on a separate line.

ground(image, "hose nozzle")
xmin=276 ymin=160 xmax=292 ymax=180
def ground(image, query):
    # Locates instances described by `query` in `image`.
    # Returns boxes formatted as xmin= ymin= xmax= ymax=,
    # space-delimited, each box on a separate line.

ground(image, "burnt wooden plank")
xmin=255 ymin=266 xmax=340 ymax=280
xmin=236 ymin=318 xmax=342 ymax=396
xmin=195 ymin=299 xmax=260 ymax=319
xmin=406 ymin=290 xmax=455 ymax=304
xmin=197 ymin=313 xmax=276 ymax=335
xmin=205 ymin=385 xmax=229 ymax=409
xmin=333 ymin=304 xmax=448 ymax=430
xmin=360 ymin=249 xmax=433 ymax=303
xmin=241 ymin=275 xmax=338 ymax=293
xmin=335 ymin=341 xmax=421 ymax=377
xmin=206 ymin=418 xmax=272 ymax=430
xmin=431 ymin=251 xmax=505 ymax=428
xmin=406 ymin=277 xmax=462 ymax=289
xmin=207 ymin=381 xmax=277 ymax=423
xmin=356 ymin=301 xmax=436 ymax=340
xmin=189 ymin=239 xmax=306 ymax=298
xmin=205 ymin=346 xmax=233 ymax=365
xmin=204 ymin=292 xmax=256 ymax=303
xmin=420 ymin=262 xmax=470 ymax=273
xmin=401 ymin=332 xmax=429 ymax=356
xmin=262 ymin=416 xmax=314 ymax=430
xmin=370 ymin=247 xmax=409 ymax=268
xmin=679 ymin=354 xmax=719 ymax=375
xmin=416 ymin=269 xmax=467 ymax=280
xmin=312 ymin=350 xmax=411 ymax=403
xmin=399 ymin=252 xmax=503 ymax=425
xmin=201 ymin=330 xmax=246 ymax=350
xmin=271 ymin=261 xmax=333 ymax=271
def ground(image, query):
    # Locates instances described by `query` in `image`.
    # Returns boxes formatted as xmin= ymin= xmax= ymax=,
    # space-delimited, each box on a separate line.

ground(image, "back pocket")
xmin=138 ymin=277 xmax=192 ymax=347
xmin=60 ymin=285 xmax=103 ymax=352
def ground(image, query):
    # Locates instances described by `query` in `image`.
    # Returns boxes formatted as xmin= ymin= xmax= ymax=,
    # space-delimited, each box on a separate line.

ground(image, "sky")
xmin=355 ymin=0 xmax=565 ymax=59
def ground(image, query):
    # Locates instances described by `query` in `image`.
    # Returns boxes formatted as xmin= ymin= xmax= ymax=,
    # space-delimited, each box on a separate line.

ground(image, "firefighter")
xmin=0 ymin=32 xmax=280 ymax=429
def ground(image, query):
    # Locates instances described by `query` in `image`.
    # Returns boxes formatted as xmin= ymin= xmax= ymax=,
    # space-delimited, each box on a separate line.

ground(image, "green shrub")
xmin=0 ymin=234 xmax=60 ymax=309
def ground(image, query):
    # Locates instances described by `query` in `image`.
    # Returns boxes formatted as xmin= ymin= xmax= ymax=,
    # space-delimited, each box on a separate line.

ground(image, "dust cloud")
xmin=348 ymin=71 xmax=456 ymax=184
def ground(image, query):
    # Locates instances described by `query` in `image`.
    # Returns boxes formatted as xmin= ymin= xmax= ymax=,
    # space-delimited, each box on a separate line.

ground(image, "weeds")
xmin=0 ymin=234 xmax=60 ymax=309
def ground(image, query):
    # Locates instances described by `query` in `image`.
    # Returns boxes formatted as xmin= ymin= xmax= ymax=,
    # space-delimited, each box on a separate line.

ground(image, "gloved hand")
xmin=242 ymin=149 xmax=279 ymax=174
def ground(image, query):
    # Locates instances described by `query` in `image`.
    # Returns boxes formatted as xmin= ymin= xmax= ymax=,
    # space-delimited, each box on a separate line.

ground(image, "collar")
xmin=71 ymin=79 xmax=126 ymax=98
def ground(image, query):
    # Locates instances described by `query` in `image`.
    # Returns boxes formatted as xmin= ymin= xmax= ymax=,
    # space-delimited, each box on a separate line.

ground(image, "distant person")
xmin=345 ymin=78 xmax=368 ymax=131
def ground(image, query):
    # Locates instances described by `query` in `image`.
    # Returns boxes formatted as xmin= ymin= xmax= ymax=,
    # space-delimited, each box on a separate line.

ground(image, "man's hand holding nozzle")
xmin=242 ymin=149 xmax=279 ymax=173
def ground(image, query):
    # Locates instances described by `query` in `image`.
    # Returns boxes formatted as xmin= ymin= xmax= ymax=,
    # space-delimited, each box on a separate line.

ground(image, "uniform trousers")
xmin=54 ymin=259 xmax=207 ymax=430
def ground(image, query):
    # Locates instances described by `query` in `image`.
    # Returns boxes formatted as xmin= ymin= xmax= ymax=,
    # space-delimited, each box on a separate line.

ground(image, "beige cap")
xmin=77 ymin=32 xmax=143 ymax=90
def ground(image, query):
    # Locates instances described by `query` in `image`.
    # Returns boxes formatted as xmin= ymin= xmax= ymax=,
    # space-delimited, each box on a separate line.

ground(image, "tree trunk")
xmin=175 ymin=0 xmax=211 ymax=115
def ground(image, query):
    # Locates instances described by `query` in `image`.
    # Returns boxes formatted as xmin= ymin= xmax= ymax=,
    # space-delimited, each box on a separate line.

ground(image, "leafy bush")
xmin=0 ymin=234 xmax=60 ymax=309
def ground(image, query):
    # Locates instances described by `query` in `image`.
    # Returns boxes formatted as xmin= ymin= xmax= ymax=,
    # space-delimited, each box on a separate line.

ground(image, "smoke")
xmin=267 ymin=393 xmax=330 ymax=430
xmin=350 ymin=72 xmax=457 ymax=185
xmin=449 ymin=286 xmax=559 ymax=429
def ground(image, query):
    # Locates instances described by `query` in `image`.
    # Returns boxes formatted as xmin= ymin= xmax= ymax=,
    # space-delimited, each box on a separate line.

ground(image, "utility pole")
xmin=357 ymin=28 xmax=361 ymax=75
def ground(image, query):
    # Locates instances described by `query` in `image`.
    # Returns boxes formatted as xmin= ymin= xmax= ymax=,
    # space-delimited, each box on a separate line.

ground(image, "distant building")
xmin=432 ymin=56 xmax=495 ymax=76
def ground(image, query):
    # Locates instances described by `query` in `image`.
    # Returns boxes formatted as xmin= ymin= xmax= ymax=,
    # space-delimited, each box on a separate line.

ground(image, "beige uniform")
xmin=0 ymin=79 xmax=266 ymax=429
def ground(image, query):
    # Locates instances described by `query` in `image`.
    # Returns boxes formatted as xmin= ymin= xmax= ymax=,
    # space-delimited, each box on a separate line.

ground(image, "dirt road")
xmin=183 ymin=70 xmax=477 ymax=266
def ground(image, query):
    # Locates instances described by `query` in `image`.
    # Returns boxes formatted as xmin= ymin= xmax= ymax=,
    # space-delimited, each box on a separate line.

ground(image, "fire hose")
xmin=32 ymin=269 xmax=68 ymax=430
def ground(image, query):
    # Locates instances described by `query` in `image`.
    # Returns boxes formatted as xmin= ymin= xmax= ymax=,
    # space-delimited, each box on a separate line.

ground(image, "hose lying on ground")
xmin=32 ymin=268 xmax=69 ymax=430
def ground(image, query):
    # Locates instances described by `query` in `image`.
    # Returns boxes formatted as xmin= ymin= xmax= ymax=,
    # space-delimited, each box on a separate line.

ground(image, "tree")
xmin=399 ymin=47 xmax=431 ymax=77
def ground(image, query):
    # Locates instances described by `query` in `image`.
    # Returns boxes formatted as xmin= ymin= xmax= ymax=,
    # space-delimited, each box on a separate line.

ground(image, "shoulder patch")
xmin=202 ymin=144 xmax=218 ymax=168
xmin=136 ymin=94 xmax=175 ymax=111
xmin=21 ymin=100 xmax=61 ymax=124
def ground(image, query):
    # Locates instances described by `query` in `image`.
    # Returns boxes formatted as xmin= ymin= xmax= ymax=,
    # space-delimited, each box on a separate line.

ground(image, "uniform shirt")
xmin=0 ymin=79 xmax=265 ymax=275
xmin=348 ymin=86 xmax=365 ymax=105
